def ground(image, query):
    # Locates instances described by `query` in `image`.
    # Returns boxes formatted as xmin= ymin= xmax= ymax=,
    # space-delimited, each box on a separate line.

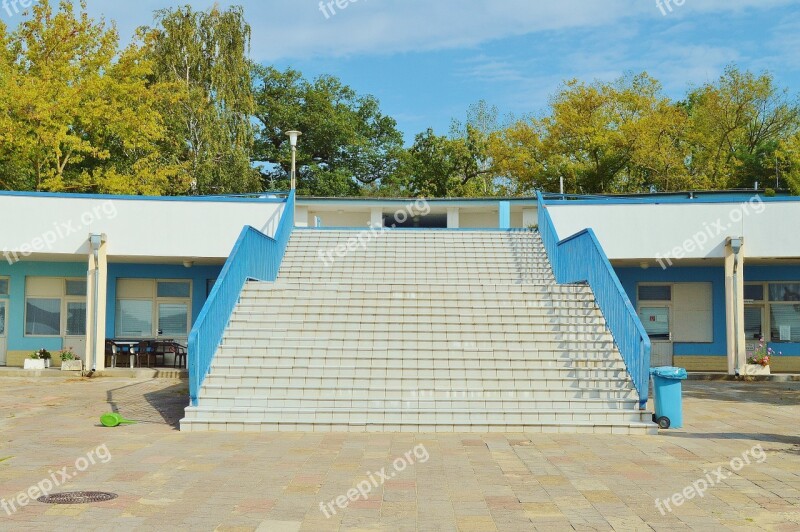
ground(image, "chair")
xmin=104 ymin=340 xmax=118 ymax=368
xmin=173 ymin=343 xmax=187 ymax=369
xmin=136 ymin=341 xmax=155 ymax=368
xmin=151 ymin=341 xmax=167 ymax=368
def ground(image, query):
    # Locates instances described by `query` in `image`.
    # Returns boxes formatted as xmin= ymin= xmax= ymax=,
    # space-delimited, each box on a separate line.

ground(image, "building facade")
xmin=0 ymin=190 xmax=797 ymax=373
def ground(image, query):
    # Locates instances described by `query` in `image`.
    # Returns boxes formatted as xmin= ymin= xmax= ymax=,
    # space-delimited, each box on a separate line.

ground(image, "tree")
xmin=684 ymin=66 xmax=800 ymax=189
xmin=144 ymin=4 xmax=260 ymax=195
xmin=0 ymin=0 xmax=173 ymax=193
xmin=252 ymin=66 xmax=404 ymax=196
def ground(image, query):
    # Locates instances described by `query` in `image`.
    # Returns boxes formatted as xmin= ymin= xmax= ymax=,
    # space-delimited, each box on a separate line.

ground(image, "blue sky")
xmin=4 ymin=0 xmax=799 ymax=142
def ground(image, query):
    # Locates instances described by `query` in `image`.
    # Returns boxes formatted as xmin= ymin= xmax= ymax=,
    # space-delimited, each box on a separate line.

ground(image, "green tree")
xmin=0 ymin=0 xmax=173 ymax=193
xmin=252 ymin=66 xmax=404 ymax=196
xmin=684 ymin=66 xmax=800 ymax=189
xmin=144 ymin=4 xmax=259 ymax=195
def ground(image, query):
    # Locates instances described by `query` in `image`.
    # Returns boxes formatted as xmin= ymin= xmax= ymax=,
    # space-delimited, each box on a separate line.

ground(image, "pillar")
xmin=725 ymin=237 xmax=746 ymax=375
xmin=447 ymin=208 xmax=460 ymax=229
xmin=86 ymin=234 xmax=108 ymax=371
xmin=499 ymin=202 xmax=511 ymax=229
xmin=370 ymin=208 xmax=384 ymax=228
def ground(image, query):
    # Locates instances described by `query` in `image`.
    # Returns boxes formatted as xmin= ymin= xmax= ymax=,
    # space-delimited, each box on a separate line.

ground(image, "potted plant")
xmin=743 ymin=339 xmax=778 ymax=376
xmin=24 ymin=351 xmax=46 ymax=370
xmin=37 ymin=349 xmax=52 ymax=368
xmin=59 ymin=348 xmax=83 ymax=372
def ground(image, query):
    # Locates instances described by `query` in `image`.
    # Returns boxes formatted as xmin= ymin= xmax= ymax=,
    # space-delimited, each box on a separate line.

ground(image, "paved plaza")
xmin=0 ymin=374 xmax=798 ymax=531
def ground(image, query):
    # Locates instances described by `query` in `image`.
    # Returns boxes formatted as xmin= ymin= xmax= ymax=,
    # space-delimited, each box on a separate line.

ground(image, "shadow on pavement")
xmin=661 ymin=432 xmax=800 ymax=445
xmin=106 ymin=380 xmax=189 ymax=429
xmin=682 ymin=381 xmax=800 ymax=405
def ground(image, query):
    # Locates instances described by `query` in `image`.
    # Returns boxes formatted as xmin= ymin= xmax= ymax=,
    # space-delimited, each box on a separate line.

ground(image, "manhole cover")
xmin=37 ymin=491 xmax=118 ymax=505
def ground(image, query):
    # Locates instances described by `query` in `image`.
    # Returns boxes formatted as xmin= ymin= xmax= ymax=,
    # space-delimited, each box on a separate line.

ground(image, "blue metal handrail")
xmin=188 ymin=191 xmax=295 ymax=406
xmin=537 ymin=192 xmax=651 ymax=409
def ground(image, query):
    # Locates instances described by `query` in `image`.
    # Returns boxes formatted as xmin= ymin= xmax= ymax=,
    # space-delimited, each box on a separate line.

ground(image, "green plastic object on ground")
xmin=100 ymin=412 xmax=136 ymax=427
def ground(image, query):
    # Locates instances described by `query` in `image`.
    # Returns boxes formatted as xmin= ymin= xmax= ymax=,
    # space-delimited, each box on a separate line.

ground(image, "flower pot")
xmin=44 ymin=359 xmax=51 ymax=368
xmin=24 ymin=359 xmax=47 ymax=370
xmin=61 ymin=360 xmax=83 ymax=372
xmin=742 ymin=364 xmax=770 ymax=376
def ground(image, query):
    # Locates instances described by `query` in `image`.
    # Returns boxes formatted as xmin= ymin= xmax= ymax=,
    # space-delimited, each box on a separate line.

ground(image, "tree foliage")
xmin=252 ymin=66 xmax=404 ymax=197
xmin=1 ymin=3 xmax=799 ymax=198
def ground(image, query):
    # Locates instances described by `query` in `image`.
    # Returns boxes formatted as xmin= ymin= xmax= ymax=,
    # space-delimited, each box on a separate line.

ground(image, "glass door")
xmin=639 ymin=306 xmax=673 ymax=367
xmin=744 ymin=305 xmax=765 ymax=360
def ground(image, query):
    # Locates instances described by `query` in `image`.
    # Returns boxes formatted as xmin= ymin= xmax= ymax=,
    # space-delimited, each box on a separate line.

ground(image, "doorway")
xmin=639 ymin=305 xmax=673 ymax=367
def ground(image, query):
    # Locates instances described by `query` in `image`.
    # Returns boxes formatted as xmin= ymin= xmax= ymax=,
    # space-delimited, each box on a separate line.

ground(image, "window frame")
xmin=115 ymin=279 xmax=192 ymax=339
xmin=24 ymin=277 xmax=87 ymax=338
xmin=745 ymin=281 xmax=800 ymax=344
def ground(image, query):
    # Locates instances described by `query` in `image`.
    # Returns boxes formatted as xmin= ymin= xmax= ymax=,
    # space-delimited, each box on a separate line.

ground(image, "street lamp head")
xmin=286 ymin=130 xmax=302 ymax=148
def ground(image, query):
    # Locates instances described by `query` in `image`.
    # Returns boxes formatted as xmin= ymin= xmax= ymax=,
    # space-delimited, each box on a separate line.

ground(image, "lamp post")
xmin=286 ymin=131 xmax=302 ymax=191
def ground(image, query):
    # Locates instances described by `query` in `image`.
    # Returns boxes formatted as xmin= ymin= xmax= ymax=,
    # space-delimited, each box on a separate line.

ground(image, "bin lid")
xmin=650 ymin=366 xmax=688 ymax=380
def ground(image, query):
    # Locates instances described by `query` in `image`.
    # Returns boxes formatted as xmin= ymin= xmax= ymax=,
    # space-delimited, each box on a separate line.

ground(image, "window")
xmin=157 ymin=281 xmax=191 ymax=299
xmin=116 ymin=300 xmax=154 ymax=337
xmin=639 ymin=307 xmax=670 ymax=340
xmin=0 ymin=278 xmax=8 ymax=296
xmin=744 ymin=306 xmax=764 ymax=340
xmin=159 ymin=303 xmax=189 ymax=336
xmin=65 ymin=280 xmax=87 ymax=296
xmin=26 ymin=298 xmax=61 ymax=336
xmin=66 ymin=302 xmax=87 ymax=336
xmin=637 ymin=283 xmax=713 ymax=343
xmin=24 ymin=278 xmax=86 ymax=337
xmin=206 ymin=279 xmax=217 ymax=297
xmin=639 ymin=285 xmax=672 ymax=301
xmin=769 ymin=283 xmax=800 ymax=342
xmin=744 ymin=284 xmax=765 ymax=302
xmin=116 ymin=279 xmax=192 ymax=338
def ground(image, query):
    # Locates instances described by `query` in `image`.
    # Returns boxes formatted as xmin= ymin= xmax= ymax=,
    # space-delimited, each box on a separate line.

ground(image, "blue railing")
xmin=189 ymin=191 xmax=295 ymax=406
xmin=537 ymin=192 xmax=651 ymax=409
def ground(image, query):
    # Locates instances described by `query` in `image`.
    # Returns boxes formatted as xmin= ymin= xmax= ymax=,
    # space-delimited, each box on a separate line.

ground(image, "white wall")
xmin=0 ymin=195 xmax=284 ymax=260
xmin=547 ymin=200 xmax=800 ymax=260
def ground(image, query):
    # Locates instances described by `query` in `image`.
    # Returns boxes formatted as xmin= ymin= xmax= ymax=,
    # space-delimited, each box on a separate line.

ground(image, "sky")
xmin=3 ymin=0 xmax=799 ymax=142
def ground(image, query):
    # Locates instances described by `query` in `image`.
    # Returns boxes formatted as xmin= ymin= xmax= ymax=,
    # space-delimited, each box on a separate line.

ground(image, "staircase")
xmin=181 ymin=230 xmax=656 ymax=434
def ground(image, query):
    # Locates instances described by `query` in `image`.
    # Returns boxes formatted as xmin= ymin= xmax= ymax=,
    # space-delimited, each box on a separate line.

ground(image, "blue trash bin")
xmin=650 ymin=367 xmax=688 ymax=429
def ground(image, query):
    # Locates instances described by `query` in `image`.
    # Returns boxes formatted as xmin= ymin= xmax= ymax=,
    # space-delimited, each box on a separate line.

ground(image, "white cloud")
xmin=76 ymin=0 xmax=795 ymax=61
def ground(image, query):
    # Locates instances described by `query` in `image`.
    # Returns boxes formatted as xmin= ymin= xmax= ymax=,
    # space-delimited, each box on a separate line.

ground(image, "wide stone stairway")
xmin=181 ymin=230 xmax=655 ymax=434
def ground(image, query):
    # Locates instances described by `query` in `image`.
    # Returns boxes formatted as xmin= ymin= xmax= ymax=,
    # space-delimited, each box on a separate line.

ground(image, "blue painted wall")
xmin=615 ymin=266 xmax=727 ymax=357
xmin=0 ymin=261 xmax=221 ymax=353
xmin=616 ymin=264 xmax=800 ymax=358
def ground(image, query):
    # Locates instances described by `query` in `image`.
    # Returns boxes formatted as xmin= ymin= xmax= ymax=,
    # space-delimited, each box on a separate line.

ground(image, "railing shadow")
xmin=105 ymin=380 xmax=190 ymax=430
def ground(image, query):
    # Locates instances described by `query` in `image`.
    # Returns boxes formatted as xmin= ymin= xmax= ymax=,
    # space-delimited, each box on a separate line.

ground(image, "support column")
xmin=370 ymin=208 xmax=384 ymax=228
xmin=295 ymin=205 xmax=309 ymax=228
xmin=447 ymin=208 xmax=460 ymax=229
xmin=86 ymin=234 xmax=108 ymax=371
xmin=522 ymin=207 xmax=537 ymax=228
xmin=725 ymin=237 xmax=746 ymax=375
xmin=499 ymin=201 xmax=511 ymax=229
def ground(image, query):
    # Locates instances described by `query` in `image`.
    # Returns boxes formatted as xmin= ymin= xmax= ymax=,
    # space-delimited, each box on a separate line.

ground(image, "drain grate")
xmin=37 ymin=491 xmax=118 ymax=505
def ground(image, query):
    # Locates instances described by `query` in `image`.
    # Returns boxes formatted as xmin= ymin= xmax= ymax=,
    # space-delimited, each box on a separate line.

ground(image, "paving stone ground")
xmin=0 ymin=375 xmax=798 ymax=531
